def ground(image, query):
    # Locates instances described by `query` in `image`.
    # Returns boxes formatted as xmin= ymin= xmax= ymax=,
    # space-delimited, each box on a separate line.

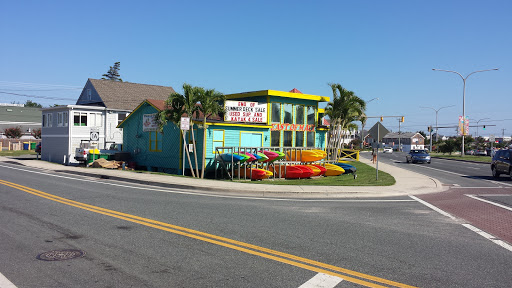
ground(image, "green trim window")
xmin=295 ymin=105 xmax=304 ymax=124
xmin=283 ymin=104 xmax=293 ymax=124
xmin=271 ymin=103 xmax=281 ymax=123
xmin=271 ymin=130 xmax=280 ymax=146
xmin=212 ymin=130 xmax=225 ymax=153
xmin=307 ymin=106 xmax=315 ymax=125
xmin=295 ymin=131 xmax=304 ymax=147
xmin=74 ymin=112 xmax=87 ymax=126
xmin=307 ymin=131 xmax=315 ymax=147
xmin=149 ymin=131 xmax=162 ymax=152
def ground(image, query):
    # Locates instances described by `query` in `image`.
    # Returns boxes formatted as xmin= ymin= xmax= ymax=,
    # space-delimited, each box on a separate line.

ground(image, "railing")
xmin=0 ymin=139 xmax=41 ymax=151
xmin=214 ymin=146 xmax=359 ymax=181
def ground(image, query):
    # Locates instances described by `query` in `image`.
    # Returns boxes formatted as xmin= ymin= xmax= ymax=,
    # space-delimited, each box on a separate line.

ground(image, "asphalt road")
xmin=0 ymin=162 xmax=511 ymax=287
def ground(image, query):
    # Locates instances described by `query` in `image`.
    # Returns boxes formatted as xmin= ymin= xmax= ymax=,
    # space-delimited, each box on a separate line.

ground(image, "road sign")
xmin=90 ymin=128 xmax=99 ymax=141
xmin=490 ymin=134 xmax=495 ymax=142
xmin=180 ymin=117 xmax=190 ymax=130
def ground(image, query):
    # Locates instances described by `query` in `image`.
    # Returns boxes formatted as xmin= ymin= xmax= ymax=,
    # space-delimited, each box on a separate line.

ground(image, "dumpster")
xmin=30 ymin=142 xmax=37 ymax=150
xmin=87 ymin=153 xmax=109 ymax=164
xmin=23 ymin=142 xmax=29 ymax=150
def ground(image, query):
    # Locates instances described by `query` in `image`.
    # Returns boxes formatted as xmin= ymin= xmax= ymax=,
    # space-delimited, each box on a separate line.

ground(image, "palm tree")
xmin=157 ymin=83 xmax=200 ymax=177
xmin=325 ymin=83 xmax=366 ymax=157
xmin=196 ymin=88 xmax=225 ymax=178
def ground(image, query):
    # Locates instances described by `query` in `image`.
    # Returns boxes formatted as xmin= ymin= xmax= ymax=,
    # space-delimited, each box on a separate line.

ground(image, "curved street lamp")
xmin=420 ymin=105 xmax=455 ymax=142
xmin=432 ymin=68 xmax=498 ymax=156
xmin=473 ymin=117 xmax=491 ymax=138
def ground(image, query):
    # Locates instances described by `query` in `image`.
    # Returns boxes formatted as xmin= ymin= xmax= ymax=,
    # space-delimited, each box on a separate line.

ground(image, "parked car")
xmin=383 ymin=147 xmax=393 ymax=153
xmin=491 ymin=149 xmax=512 ymax=178
xmin=406 ymin=149 xmax=431 ymax=164
xmin=475 ymin=150 xmax=487 ymax=156
xmin=35 ymin=142 xmax=41 ymax=155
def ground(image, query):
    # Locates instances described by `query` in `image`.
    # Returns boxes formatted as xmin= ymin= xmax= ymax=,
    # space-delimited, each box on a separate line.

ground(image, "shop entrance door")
xmin=240 ymin=132 xmax=262 ymax=147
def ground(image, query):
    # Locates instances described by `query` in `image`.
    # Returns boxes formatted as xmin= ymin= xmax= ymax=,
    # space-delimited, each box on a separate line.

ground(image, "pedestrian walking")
xmin=372 ymin=147 xmax=377 ymax=163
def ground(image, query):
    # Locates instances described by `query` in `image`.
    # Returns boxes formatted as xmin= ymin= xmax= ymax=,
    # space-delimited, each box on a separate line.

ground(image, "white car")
xmin=383 ymin=147 xmax=393 ymax=153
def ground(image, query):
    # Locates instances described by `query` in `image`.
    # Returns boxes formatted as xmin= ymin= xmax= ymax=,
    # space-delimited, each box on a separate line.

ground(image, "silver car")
xmin=406 ymin=149 xmax=431 ymax=164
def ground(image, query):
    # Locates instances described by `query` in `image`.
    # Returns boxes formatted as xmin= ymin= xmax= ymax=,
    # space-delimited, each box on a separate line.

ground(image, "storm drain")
xmin=37 ymin=249 xmax=85 ymax=261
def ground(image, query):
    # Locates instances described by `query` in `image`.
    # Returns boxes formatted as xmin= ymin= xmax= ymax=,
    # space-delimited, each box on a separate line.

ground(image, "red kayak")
xmin=309 ymin=164 xmax=327 ymax=176
xmin=294 ymin=165 xmax=314 ymax=178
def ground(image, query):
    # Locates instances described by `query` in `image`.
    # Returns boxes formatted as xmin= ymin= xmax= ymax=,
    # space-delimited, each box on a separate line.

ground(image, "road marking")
xmin=465 ymin=194 xmax=512 ymax=212
xmin=0 ymin=164 xmax=415 ymax=203
xmin=0 ymin=179 xmax=416 ymax=288
xmin=411 ymin=195 xmax=512 ymax=253
xmin=299 ymin=273 xmax=343 ymax=288
xmin=408 ymin=196 xmax=456 ymax=220
xmin=0 ymin=272 xmax=17 ymax=288
xmin=461 ymin=224 xmax=512 ymax=253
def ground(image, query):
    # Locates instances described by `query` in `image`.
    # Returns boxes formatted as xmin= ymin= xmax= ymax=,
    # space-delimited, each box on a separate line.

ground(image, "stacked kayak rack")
xmin=214 ymin=146 xmax=357 ymax=181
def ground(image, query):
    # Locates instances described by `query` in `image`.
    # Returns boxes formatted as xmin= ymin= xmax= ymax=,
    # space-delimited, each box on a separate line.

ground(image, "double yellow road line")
xmin=0 ymin=179 xmax=416 ymax=288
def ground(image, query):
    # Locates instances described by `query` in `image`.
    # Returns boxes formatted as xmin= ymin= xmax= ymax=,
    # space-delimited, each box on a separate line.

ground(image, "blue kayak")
xmin=219 ymin=153 xmax=244 ymax=162
xmin=334 ymin=162 xmax=356 ymax=174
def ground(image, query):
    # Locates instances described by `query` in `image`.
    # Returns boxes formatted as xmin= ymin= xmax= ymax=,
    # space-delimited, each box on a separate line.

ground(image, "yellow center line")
xmin=0 ymin=179 xmax=417 ymax=288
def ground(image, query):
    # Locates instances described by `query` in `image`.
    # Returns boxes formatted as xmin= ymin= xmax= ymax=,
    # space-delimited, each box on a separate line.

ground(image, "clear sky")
xmin=1 ymin=0 xmax=510 ymax=137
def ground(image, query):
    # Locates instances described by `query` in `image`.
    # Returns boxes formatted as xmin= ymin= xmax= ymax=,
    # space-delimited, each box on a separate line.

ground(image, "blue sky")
xmin=1 ymin=0 xmax=510 ymax=137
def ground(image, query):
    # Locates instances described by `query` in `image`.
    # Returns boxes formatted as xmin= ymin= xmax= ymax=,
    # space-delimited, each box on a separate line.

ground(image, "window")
xmin=42 ymin=114 xmax=47 ymax=127
xmin=295 ymin=131 xmax=304 ymax=147
xmin=118 ymin=113 xmax=127 ymax=125
xmin=74 ymin=112 xmax=87 ymax=126
xmin=271 ymin=130 xmax=280 ymax=147
xmin=283 ymin=131 xmax=292 ymax=147
xmin=271 ymin=103 xmax=281 ymax=123
xmin=307 ymin=106 xmax=315 ymax=125
xmin=63 ymin=112 xmax=68 ymax=126
xmin=295 ymin=105 xmax=304 ymax=124
xmin=57 ymin=112 xmax=63 ymax=126
xmin=307 ymin=131 xmax=315 ymax=147
xmin=47 ymin=113 xmax=52 ymax=127
xmin=149 ymin=131 xmax=162 ymax=152
xmin=87 ymin=89 xmax=92 ymax=100
xmin=212 ymin=130 xmax=224 ymax=153
xmin=283 ymin=104 xmax=292 ymax=124
xmin=90 ymin=113 xmax=102 ymax=127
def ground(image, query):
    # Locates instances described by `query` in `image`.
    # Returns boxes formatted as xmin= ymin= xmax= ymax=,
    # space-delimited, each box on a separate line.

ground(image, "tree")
xmin=324 ymin=83 xmax=366 ymax=156
xmin=196 ymin=88 xmax=225 ymax=178
xmin=102 ymin=62 xmax=123 ymax=81
xmin=439 ymin=138 xmax=457 ymax=155
xmin=417 ymin=131 xmax=426 ymax=138
xmin=24 ymin=100 xmax=42 ymax=108
xmin=4 ymin=127 xmax=23 ymax=139
xmin=31 ymin=128 xmax=41 ymax=139
xmin=157 ymin=83 xmax=201 ymax=177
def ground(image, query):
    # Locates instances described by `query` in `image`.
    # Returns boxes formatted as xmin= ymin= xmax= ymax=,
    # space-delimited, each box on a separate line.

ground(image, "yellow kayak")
xmin=286 ymin=150 xmax=325 ymax=162
xmin=323 ymin=163 xmax=345 ymax=176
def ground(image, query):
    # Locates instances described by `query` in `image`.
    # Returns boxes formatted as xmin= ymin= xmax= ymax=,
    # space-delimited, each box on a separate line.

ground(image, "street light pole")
xmin=420 ymin=105 xmax=455 ymax=142
xmin=361 ymin=97 xmax=379 ymax=149
xmin=432 ymin=68 xmax=498 ymax=157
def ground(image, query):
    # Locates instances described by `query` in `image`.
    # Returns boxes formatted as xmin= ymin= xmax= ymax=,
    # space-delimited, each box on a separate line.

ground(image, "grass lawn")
xmin=430 ymin=153 xmax=492 ymax=163
xmin=235 ymin=161 xmax=396 ymax=186
xmin=0 ymin=150 xmax=37 ymax=157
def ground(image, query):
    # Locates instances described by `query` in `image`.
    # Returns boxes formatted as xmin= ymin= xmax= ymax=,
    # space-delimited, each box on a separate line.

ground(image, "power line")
xmin=0 ymin=91 xmax=76 ymax=101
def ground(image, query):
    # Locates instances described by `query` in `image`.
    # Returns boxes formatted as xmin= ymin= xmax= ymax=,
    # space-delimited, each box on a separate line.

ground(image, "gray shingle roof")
xmin=383 ymin=132 xmax=424 ymax=139
xmin=88 ymin=79 xmax=175 ymax=111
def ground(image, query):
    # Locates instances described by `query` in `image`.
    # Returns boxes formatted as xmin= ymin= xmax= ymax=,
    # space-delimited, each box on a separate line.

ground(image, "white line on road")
xmin=298 ymin=273 xmax=343 ymax=288
xmin=462 ymin=224 xmax=512 ymax=253
xmin=465 ymin=194 xmax=512 ymax=212
xmin=409 ymin=195 xmax=456 ymax=219
xmin=0 ymin=272 xmax=17 ymax=288
xmin=0 ymin=164 xmax=414 ymax=203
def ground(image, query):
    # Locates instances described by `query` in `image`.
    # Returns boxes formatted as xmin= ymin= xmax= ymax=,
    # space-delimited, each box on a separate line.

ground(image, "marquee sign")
xmin=143 ymin=114 xmax=159 ymax=131
xmin=271 ymin=123 xmax=315 ymax=132
xmin=224 ymin=100 xmax=267 ymax=123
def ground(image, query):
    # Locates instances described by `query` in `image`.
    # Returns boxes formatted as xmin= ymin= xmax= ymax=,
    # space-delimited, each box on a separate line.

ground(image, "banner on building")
xmin=271 ymin=123 xmax=315 ymax=132
xmin=224 ymin=100 xmax=267 ymax=123
xmin=143 ymin=114 xmax=159 ymax=131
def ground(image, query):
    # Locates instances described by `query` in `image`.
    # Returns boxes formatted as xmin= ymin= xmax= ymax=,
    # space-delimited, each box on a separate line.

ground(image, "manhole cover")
xmin=37 ymin=249 xmax=85 ymax=261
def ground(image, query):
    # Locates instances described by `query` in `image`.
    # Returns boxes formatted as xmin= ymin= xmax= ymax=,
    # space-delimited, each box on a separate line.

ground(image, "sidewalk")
xmin=0 ymin=155 xmax=446 ymax=198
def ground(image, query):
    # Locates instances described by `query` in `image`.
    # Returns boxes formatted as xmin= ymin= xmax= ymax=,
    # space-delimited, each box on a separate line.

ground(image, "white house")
xmin=41 ymin=79 xmax=174 ymax=164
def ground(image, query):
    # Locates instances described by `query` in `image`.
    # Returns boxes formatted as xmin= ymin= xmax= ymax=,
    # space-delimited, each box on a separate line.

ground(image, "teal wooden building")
xmin=118 ymin=89 xmax=330 ymax=175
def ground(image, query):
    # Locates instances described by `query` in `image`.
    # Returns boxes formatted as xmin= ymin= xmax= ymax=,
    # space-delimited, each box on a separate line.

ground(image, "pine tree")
xmin=102 ymin=62 xmax=123 ymax=81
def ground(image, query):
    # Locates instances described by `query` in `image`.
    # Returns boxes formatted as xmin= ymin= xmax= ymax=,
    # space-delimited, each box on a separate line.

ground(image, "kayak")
xmin=323 ymin=163 xmax=345 ymax=176
xmin=286 ymin=150 xmax=325 ymax=162
xmin=259 ymin=150 xmax=279 ymax=162
xmin=240 ymin=152 xmax=257 ymax=162
xmin=234 ymin=153 xmax=250 ymax=163
xmin=294 ymin=165 xmax=315 ymax=178
xmin=256 ymin=152 xmax=269 ymax=162
xmin=234 ymin=168 xmax=273 ymax=180
xmin=270 ymin=151 xmax=286 ymax=162
xmin=269 ymin=165 xmax=304 ymax=179
xmin=219 ymin=153 xmax=244 ymax=162
xmin=305 ymin=164 xmax=326 ymax=176
xmin=334 ymin=162 xmax=357 ymax=174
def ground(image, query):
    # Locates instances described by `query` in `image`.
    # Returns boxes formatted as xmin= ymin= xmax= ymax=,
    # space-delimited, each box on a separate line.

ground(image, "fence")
xmin=214 ymin=146 xmax=359 ymax=181
xmin=0 ymin=139 xmax=41 ymax=151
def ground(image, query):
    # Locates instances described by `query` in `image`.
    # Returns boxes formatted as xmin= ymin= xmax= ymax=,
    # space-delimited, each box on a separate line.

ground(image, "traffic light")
xmin=380 ymin=116 xmax=384 ymax=122
xmin=483 ymin=125 xmax=486 ymax=130
xmin=401 ymin=116 xmax=405 ymax=123
xmin=428 ymin=126 xmax=432 ymax=132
